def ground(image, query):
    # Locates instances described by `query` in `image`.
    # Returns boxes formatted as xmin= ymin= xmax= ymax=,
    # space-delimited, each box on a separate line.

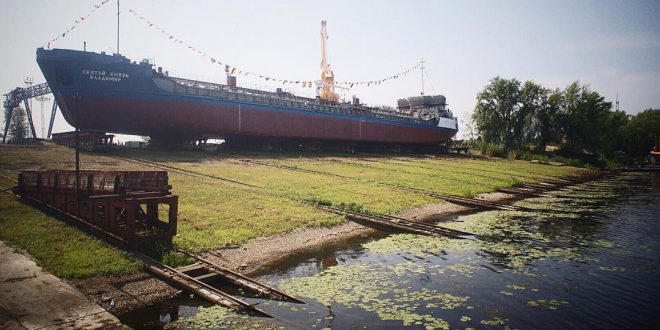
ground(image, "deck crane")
xmin=319 ymin=20 xmax=339 ymax=103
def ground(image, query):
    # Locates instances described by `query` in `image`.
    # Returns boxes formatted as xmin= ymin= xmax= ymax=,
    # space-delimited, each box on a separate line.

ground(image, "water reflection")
xmin=122 ymin=173 xmax=660 ymax=329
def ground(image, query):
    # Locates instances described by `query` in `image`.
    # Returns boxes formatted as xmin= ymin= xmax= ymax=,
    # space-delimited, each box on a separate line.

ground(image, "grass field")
xmin=0 ymin=144 xmax=590 ymax=278
xmin=0 ymin=176 xmax=141 ymax=278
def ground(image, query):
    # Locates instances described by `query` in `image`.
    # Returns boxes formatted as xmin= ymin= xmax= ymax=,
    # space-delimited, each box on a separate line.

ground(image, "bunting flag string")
xmin=44 ymin=0 xmax=111 ymax=49
xmin=128 ymin=7 xmax=420 ymax=89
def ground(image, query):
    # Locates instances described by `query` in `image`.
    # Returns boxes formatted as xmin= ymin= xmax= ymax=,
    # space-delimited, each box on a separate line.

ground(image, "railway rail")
xmin=496 ymin=186 xmax=553 ymax=198
xmin=136 ymin=252 xmax=276 ymax=318
xmin=107 ymin=152 xmax=260 ymax=188
xmin=229 ymin=156 xmax=525 ymax=211
xmin=316 ymin=204 xmax=473 ymax=239
xmin=175 ymin=249 xmax=305 ymax=304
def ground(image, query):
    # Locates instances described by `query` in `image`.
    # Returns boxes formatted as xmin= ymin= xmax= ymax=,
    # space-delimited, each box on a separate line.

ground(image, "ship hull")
xmin=37 ymin=48 xmax=458 ymax=145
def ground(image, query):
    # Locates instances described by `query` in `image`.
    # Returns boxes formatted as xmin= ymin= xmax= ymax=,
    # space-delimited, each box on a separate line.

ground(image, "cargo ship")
xmin=36 ymin=47 xmax=459 ymax=150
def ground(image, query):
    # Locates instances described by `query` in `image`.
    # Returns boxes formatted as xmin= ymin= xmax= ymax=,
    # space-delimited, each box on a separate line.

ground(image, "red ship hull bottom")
xmin=57 ymin=96 xmax=457 ymax=148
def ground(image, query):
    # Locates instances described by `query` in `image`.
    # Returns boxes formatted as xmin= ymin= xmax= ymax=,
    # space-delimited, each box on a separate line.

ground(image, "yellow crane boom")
xmin=320 ymin=20 xmax=339 ymax=102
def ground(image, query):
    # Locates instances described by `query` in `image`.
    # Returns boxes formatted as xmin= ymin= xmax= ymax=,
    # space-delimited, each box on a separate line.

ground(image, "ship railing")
xmin=170 ymin=76 xmax=439 ymax=126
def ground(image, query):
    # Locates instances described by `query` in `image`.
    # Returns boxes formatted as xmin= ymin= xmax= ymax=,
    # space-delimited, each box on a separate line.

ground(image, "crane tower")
xmin=320 ymin=21 xmax=339 ymax=103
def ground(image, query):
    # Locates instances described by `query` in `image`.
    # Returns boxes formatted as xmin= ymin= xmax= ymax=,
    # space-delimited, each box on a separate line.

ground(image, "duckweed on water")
xmin=266 ymin=176 xmax=654 ymax=329
xmin=592 ymin=239 xmax=618 ymax=249
xmin=164 ymin=306 xmax=236 ymax=330
xmin=280 ymin=262 xmax=467 ymax=329
xmin=447 ymin=264 xmax=478 ymax=277
xmin=526 ymin=299 xmax=569 ymax=310
xmin=165 ymin=306 xmax=281 ymax=330
xmin=599 ymin=266 xmax=625 ymax=272
xmin=364 ymin=234 xmax=474 ymax=256
xmin=639 ymin=244 xmax=660 ymax=253
xmin=442 ymin=211 xmax=600 ymax=270
xmin=480 ymin=317 xmax=508 ymax=325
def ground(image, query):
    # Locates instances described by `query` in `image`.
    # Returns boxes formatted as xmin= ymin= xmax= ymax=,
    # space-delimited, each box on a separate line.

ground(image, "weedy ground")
xmin=0 ymin=144 xmax=589 ymax=278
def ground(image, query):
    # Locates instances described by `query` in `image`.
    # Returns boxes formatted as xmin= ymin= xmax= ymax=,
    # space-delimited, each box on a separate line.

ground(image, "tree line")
xmin=471 ymin=77 xmax=659 ymax=165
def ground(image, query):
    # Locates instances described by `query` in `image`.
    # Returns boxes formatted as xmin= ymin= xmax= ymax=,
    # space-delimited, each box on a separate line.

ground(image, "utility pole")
xmin=36 ymin=95 xmax=50 ymax=138
xmin=73 ymin=93 xmax=81 ymax=199
xmin=616 ymin=92 xmax=620 ymax=112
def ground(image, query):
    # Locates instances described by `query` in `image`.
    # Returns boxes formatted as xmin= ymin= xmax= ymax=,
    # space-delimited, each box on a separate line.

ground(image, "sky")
xmin=1 ymin=0 xmax=659 ymax=140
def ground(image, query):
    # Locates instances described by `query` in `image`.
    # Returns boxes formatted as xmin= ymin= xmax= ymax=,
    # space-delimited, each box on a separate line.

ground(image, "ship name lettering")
xmin=82 ymin=69 xmax=129 ymax=82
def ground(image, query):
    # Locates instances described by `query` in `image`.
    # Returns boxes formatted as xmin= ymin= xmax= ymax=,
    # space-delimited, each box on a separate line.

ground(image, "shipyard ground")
xmin=0 ymin=144 xmax=590 ymax=318
xmin=0 ymin=241 xmax=128 ymax=329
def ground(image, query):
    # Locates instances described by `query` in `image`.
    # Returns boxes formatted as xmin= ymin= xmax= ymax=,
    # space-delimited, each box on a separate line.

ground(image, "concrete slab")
xmin=0 ymin=241 xmax=129 ymax=329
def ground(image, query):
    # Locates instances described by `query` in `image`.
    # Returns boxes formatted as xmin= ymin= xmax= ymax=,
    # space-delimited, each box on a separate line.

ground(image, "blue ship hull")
xmin=37 ymin=48 xmax=458 ymax=146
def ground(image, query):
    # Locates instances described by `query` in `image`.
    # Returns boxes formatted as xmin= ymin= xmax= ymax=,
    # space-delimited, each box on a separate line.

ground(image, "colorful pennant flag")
xmin=44 ymin=0 xmax=111 ymax=49
xmin=124 ymin=7 xmax=424 ymax=90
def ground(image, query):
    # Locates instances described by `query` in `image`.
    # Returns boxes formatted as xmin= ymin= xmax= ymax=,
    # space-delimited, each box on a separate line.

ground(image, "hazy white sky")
xmin=1 ymin=0 xmax=659 ymax=140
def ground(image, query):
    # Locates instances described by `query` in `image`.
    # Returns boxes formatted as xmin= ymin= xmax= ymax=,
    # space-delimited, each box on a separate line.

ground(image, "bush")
xmin=480 ymin=143 xmax=507 ymax=158
xmin=507 ymin=150 xmax=519 ymax=160
xmin=303 ymin=195 xmax=333 ymax=206
xmin=509 ymin=179 xmax=525 ymax=188
xmin=141 ymin=243 xmax=193 ymax=268
xmin=337 ymin=202 xmax=376 ymax=216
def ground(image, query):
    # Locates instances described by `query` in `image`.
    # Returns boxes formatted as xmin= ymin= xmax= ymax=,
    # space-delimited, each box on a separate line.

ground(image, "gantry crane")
xmin=319 ymin=20 xmax=339 ymax=103
xmin=3 ymin=82 xmax=57 ymax=143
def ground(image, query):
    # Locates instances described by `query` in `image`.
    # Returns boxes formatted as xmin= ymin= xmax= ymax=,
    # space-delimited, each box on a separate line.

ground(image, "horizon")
xmin=1 ymin=0 xmax=659 ymax=141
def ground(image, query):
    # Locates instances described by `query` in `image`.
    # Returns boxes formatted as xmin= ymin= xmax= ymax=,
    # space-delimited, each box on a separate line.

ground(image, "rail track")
xmin=0 ymin=172 xmax=18 ymax=183
xmin=227 ymin=156 xmax=526 ymax=211
xmin=496 ymin=187 xmax=553 ymax=198
xmin=316 ymin=204 xmax=473 ymax=239
xmin=175 ymin=248 xmax=305 ymax=304
xmin=230 ymin=155 xmax=619 ymax=212
xmin=136 ymin=252 xmax=276 ymax=318
xmin=106 ymin=152 xmax=260 ymax=188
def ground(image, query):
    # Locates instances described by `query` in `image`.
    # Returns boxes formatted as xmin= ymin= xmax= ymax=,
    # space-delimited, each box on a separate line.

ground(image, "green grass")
xmin=0 ymin=144 xmax=592 ymax=277
xmin=0 ymin=184 xmax=141 ymax=278
xmin=257 ymin=155 xmax=590 ymax=197
xmin=170 ymin=174 xmax=344 ymax=252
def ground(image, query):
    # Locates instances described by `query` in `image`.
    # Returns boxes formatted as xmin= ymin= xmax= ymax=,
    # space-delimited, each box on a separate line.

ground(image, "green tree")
xmin=601 ymin=109 xmax=629 ymax=155
xmin=622 ymin=109 xmax=660 ymax=159
xmin=3 ymin=107 xmax=28 ymax=144
xmin=558 ymin=82 xmax=612 ymax=156
xmin=472 ymin=77 xmax=523 ymax=149
xmin=520 ymin=81 xmax=561 ymax=152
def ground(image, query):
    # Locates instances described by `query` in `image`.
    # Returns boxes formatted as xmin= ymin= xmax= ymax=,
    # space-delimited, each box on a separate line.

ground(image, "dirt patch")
xmin=71 ymin=272 xmax=180 ymax=315
xmin=204 ymin=191 xmax=518 ymax=276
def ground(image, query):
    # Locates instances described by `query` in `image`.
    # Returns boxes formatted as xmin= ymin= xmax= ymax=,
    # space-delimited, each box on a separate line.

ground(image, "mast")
xmin=116 ymin=0 xmax=120 ymax=54
xmin=420 ymin=59 xmax=425 ymax=96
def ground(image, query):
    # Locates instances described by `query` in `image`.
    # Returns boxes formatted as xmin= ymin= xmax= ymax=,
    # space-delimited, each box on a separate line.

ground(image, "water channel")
xmin=121 ymin=172 xmax=660 ymax=329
